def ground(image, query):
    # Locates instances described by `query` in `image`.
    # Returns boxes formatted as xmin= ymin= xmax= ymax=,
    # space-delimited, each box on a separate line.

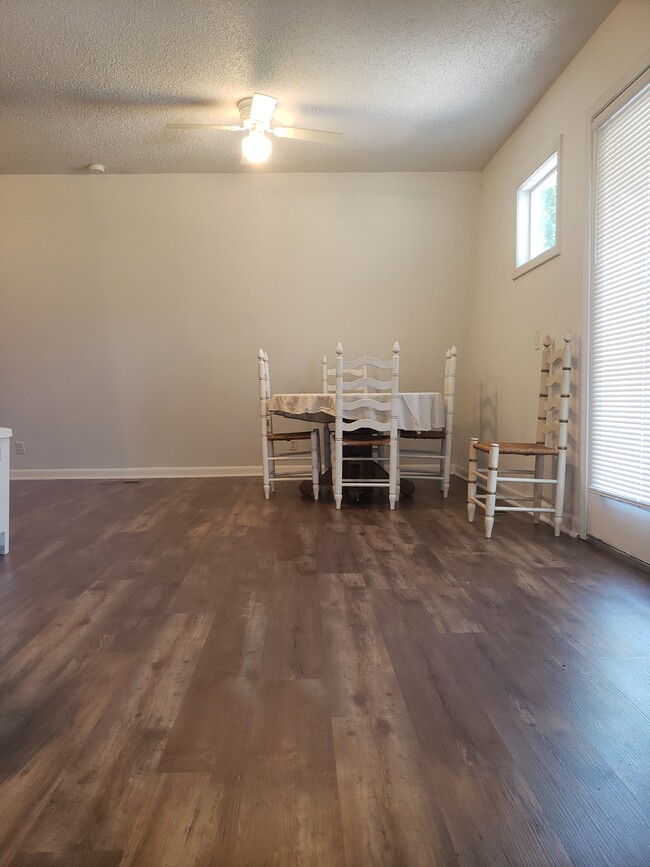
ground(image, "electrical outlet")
xmin=15 ymin=441 xmax=26 ymax=455
xmin=289 ymin=441 xmax=297 ymax=451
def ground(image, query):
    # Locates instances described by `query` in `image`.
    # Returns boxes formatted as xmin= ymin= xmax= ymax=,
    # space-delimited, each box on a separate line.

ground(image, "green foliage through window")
xmin=542 ymin=184 xmax=557 ymax=249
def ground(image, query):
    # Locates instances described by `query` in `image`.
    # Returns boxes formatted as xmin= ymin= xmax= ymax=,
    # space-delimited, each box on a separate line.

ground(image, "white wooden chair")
xmin=258 ymin=349 xmax=321 ymax=500
xmin=320 ymin=352 xmax=369 ymax=471
xmin=333 ymin=342 xmax=400 ymax=510
xmin=467 ymin=333 xmax=573 ymax=538
xmin=399 ymin=345 xmax=457 ymax=497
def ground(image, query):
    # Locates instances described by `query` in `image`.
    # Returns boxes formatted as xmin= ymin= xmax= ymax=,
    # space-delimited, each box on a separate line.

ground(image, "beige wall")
xmin=3 ymin=0 xmax=647 ymax=505
xmin=0 ymin=172 xmax=479 ymax=474
xmin=460 ymin=0 xmax=650 ymax=535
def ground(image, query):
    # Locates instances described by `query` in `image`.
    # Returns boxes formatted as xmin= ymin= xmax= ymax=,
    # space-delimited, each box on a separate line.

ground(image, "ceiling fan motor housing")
xmin=238 ymin=96 xmax=269 ymax=131
xmin=237 ymin=97 xmax=254 ymax=126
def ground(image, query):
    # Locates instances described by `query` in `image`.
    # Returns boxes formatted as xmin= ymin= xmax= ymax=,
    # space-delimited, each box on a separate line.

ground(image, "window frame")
xmin=513 ymin=136 xmax=563 ymax=279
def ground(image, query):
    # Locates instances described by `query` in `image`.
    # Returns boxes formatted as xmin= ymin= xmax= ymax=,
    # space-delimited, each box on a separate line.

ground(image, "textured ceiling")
xmin=0 ymin=0 xmax=617 ymax=173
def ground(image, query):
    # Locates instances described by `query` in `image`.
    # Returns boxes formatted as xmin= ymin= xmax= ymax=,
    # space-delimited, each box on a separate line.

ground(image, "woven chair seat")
xmin=473 ymin=440 xmax=559 ymax=456
xmin=267 ymin=430 xmax=314 ymax=442
xmin=400 ymin=429 xmax=445 ymax=440
xmin=343 ymin=435 xmax=390 ymax=447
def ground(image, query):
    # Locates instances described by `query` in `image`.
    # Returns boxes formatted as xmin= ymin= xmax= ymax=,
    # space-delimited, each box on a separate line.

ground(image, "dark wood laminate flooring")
xmin=1 ymin=477 xmax=650 ymax=866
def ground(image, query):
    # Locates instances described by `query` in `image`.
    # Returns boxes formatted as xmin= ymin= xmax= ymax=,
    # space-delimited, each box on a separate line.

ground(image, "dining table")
xmin=267 ymin=391 xmax=445 ymax=497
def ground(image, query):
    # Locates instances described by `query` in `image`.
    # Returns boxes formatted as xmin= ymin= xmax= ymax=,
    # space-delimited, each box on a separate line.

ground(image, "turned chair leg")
xmin=334 ymin=435 xmax=343 ymax=510
xmin=388 ymin=442 xmax=397 ymax=511
xmin=269 ymin=440 xmax=277 ymax=493
xmin=311 ymin=430 xmax=320 ymax=501
xmin=442 ymin=433 xmax=451 ymax=498
xmin=554 ymin=449 xmax=567 ymax=537
xmin=533 ymin=454 xmax=544 ymax=524
xmin=485 ymin=443 xmax=500 ymax=539
xmin=261 ymin=435 xmax=271 ymax=500
xmin=395 ymin=447 xmax=401 ymax=503
xmin=467 ymin=437 xmax=478 ymax=522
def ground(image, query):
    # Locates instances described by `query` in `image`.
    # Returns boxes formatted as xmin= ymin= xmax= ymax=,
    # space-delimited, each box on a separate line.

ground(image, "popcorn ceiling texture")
xmin=0 ymin=0 xmax=616 ymax=173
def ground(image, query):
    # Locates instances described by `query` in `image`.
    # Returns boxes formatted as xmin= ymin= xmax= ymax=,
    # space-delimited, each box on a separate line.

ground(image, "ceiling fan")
xmin=168 ymin=93 xmax=343 ymax=164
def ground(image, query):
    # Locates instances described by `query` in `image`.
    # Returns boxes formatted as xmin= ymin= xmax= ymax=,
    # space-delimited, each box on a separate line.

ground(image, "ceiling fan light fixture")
xmin=241 ymin=130 xmax=272 ymax=164
xmin=169 ymin=94 xmax=342 ymax=165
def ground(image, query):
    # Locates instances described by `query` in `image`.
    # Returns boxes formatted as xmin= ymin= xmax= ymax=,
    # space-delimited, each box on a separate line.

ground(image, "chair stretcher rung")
xmin=399 ymin=452 xmax=444 ymax=460
xmin=270 ymin=473 xmax=313 ymax=480
xmin=340 ymin=481 xmax=390 ymax=488
xmin=269 ymin=453 xmax=312 ymax=461
xmin=495 ymin=476 xmax=558 ymax=484
xmin=472 ymin=471 xmax=556 ymax=484
xmin=469 ymin=495 xmax=555 ymax=513
xmin=341 ymin=456 xmax=388 ymax=462
xmin=400 ymin=473 xmax=443 ymax=480
xmin=494 ymin=506 xmax=555 ymax=513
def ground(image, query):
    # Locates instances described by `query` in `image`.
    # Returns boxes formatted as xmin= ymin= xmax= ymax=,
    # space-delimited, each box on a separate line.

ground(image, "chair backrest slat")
xmin=340 ymin=396 xmax=389 ymax=412
xmin=335 ymin=342 xmax=400 ymax=438
xmin=443 ymin=345 xmax=457 ymax=435
xmin=537 ymin=333 xmax=573 ymax=447
xmin=262 ymin=350 xmax=271 ymax=399
xmin=342 ymin=376 xmax=391 ymax=392
xmin=342 ymin=418 xmax=391 ymax=433
xmin=323 ymin=354 xmax=394 ymax=394
xmin=536 ymin=336 xmax=553 ymax=445
xmin=345 ymin=355 xmax=393 ymax=370
xmin=258 ymin=348 xmax=271 ymax=436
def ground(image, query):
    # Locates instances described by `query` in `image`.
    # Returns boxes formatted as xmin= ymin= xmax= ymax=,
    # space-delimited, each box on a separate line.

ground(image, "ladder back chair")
xmin=320 ymin=353 xmax=371 ymax=470
xmin=467 ymin=333 xmax=574 ymax=538
xmin=333 ymin=341 xmax=400 ymax=510
xmin=322 ymin=355 xmax=370 ymax=394
xmin=399 ymin=345 xmax=457 ymax=497
xmin=258 ymin=348 xmax=321 ymax=500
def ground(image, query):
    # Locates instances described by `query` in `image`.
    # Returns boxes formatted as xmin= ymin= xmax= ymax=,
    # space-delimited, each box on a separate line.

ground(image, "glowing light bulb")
xmin=241 ymin=130 xmax=272 ymax=164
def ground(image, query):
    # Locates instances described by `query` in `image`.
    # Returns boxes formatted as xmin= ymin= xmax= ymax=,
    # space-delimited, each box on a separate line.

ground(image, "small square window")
xmin=515 ymin=141 xmax=562 ymax=278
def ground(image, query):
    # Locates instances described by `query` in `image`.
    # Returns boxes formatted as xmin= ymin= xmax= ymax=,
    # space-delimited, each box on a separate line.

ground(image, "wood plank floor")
xmin=1 ymin=477 xmax=650 ymax=866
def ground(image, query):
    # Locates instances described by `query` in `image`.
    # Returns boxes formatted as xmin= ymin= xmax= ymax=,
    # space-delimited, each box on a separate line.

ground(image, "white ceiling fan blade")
xmin=272 ymin=126 xmax=343 ymax=145
xmin=167 ymin=123 xmax=244 ymax=131
xmin=250 ymin=93 xmax=277 ymax=123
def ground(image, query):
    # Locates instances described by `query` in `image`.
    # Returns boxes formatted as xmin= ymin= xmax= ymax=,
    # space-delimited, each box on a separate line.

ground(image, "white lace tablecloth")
xmin=267 ymin=393 xmax=445 ymax=432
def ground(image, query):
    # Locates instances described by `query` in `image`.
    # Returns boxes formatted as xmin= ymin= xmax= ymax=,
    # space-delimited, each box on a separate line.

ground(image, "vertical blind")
xmin=590 ymin=71 xmax=650 ymax=508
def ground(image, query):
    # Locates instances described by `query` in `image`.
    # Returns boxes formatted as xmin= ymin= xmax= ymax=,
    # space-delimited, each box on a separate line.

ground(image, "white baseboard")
xmin=451 ymin=464 xmax=579 ymax=538
xmin=11 ymin=465 xmax=263 ymax=481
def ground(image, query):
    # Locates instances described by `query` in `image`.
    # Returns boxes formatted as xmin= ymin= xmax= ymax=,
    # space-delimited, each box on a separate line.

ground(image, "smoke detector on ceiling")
xmin=87 ymin=163 xmax=106 ymax=173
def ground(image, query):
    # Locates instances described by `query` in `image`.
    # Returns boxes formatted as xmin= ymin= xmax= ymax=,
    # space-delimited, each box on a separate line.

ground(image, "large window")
xmin=515 ymin=141 xmax=561 ymax=277
xmin=589 ymin=67 xmax=650 ymax=555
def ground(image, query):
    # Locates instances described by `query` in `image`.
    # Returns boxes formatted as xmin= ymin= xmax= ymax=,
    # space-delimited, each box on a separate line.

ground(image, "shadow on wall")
xmin=478 ymin=380 xmax=499 ymax=444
